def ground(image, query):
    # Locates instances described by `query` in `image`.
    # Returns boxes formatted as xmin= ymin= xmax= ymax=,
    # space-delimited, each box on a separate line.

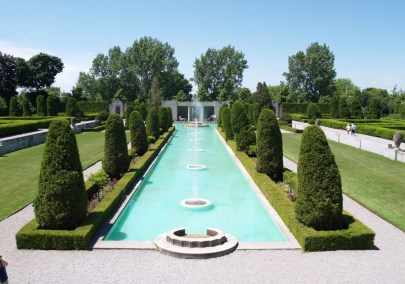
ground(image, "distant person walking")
xmin=346 ymin=123 xmax=351 ymax=134
xmin=351 ymin=123 xmax=356 ymax=135
xmin=0 ymin=255 xmax=8 ymax=284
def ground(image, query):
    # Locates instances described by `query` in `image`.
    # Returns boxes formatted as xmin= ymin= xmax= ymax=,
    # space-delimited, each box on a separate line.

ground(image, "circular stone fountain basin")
xmin=155 ymin=227 xmax=238 ymax=259
xmin=188 ymin=148 xmax=203 ymax=152
xmin=181 ymin=198 xmax=212 ymax=209
xmin=186 ymin=164 xmax=206 ymax=170
xmin=184 ymin=122 xmax=209 ymax=127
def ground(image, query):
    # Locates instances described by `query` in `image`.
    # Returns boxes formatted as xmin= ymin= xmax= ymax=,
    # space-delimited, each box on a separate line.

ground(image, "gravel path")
xmin=1 ymin=130 xmax=405 ymax=283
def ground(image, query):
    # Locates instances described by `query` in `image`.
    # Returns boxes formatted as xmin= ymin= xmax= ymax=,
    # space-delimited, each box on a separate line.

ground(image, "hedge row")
xmin=77 ymin=101 xmax=109 ymax=113
xmin=0 ymin=117 xmax=69 ymax=137
xmin=320 ymin=119 xmax=405 ymax=142
xmin=218 ymin=129 xmax=375 ymax=251
xmin=282 ymin=103 xmax=330 ymax=114
xmin=15 ymin=127 xmax=175 ymax=250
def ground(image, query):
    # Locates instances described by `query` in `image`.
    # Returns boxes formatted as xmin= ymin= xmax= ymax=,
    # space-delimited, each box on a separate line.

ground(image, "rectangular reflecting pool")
xmin=105 ymin=123 xmax=294 ymax=245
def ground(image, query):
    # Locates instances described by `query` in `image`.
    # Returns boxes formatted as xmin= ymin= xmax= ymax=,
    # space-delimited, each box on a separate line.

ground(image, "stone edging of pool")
xmin=93 ymin=128 xmax=301 ymax=251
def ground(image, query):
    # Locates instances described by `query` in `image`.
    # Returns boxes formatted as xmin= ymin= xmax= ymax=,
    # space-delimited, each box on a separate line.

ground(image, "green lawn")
xmin=282 ymin=133 xmax=405 ymax=231
xmin=0 ymin=132 xmax=116 ymax=221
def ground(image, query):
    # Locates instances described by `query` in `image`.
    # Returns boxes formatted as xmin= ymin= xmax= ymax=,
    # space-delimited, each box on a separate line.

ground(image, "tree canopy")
xmin=283 ymin=42 xmax=336 ymax=102
xmin=75 ymin=36 xmax=189 ymax=103
xmin=193 ymin=45 xmax=248 ymax=101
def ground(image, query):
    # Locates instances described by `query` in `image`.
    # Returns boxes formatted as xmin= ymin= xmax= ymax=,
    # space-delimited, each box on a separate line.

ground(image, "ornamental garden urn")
xmin=393 ymin=132 xmax=403 ymax=148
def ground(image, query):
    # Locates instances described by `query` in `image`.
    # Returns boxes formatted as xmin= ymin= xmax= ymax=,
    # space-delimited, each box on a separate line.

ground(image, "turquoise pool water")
xmin=105 ymin=123 xmax=286 ymax=242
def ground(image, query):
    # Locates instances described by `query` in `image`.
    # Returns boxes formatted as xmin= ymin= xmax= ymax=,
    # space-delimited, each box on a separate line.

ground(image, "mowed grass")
xmin=0 ymin=132 xmax=114 ymax=221
xmin=282 ymin=133 xmax=405 ymax=231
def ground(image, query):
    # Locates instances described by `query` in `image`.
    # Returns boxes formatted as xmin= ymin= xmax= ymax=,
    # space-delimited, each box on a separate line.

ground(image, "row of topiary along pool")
xmin=104 ymin=123 xmax=298 ymax=248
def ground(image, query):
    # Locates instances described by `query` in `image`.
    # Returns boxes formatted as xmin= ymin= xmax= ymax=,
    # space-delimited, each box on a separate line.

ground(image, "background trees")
xmin=283 ymin=42 xmax=336 ymax=102
xmin=193 ymin=45 xmax=248 ymax=101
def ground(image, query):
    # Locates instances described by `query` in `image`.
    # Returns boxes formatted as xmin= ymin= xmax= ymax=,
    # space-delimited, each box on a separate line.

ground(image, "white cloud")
xmin=0 ymin=41 xmax=41 ymax=59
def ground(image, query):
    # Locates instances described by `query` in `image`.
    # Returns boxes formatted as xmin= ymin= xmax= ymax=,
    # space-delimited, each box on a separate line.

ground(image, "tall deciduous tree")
xmin=251 ymin=82 xmax=273 ymax=110
xmin=193 ymin=45 xmax=248 ymax=101
xmin=283 ymin=42 xmax=336 ymax=102
xmin=0 ymin=52 xmax=18 ymax=104
xmin=19 ymin=53 xmax=64 ymax=92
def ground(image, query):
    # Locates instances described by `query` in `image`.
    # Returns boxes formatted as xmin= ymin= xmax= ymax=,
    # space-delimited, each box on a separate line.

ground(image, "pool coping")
xmin=93 ymin=126 xmax=301 ymax=251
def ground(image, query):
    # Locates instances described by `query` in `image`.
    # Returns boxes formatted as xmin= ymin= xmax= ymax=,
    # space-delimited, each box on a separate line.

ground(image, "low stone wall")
xmin=0 ymin=120 xmax=100 ymax=155
xmin=291 ymin=121 xmax=403 ymax=163
xmin=0 ymin=129 xmax=48 ymax=155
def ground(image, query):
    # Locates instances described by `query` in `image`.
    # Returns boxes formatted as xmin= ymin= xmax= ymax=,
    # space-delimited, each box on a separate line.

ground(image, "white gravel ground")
xmin=1 ymin=130 xmax=405 ymax=283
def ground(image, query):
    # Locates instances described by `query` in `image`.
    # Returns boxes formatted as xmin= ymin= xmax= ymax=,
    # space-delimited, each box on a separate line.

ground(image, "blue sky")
xmin=1 ymin=0 xmax=404 ymax=93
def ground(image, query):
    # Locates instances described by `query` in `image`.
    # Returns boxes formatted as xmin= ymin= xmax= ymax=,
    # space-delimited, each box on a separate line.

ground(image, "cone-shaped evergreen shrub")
xmin=256 ymin=109 xmax=283 ymax=182
xmin=222 ymin=107 xmax=233 ymax=140
xmin=146 ymin=107 xmax=160 ymax=140
xmin=129 ymin=111 xmax=148 ymax=156
xmin=231 ymin=100 xmax=248 ymax=136
xmin=65 ymin=97 xmax=84 ymax=118
xmin=9 ymin=96 xmax=20 ymax=116
xmin=47 ymin=96 xmax=58 ymax=116
xmin=218 ymin=104 xmax=228 ymax=127
xmin=252 ymin=103 xmax=261 ymax=127
xmin=125 ymin=104 xmax=135 ymax=126
xmin=307 ymin=103 xmax=322 ymax=124
xmin=33 ymin=120 xmax=88 ymax=229
xmin=23 ymin=99 xmax=31 ymax=116
xmin=237 ymin=126 xmax=256 ymax=152
xmin=36 ymin=95 xmax=46 ymax=116
xmin=139 ymin=102 xmax=148 ymax=121
xmin=295 ymin=125 xmax=343 ymax=230
xmin=165 ymin=107 xmax=173 ymax=129
xmin=339 ymin=97 xmax=350 ymax=119
xmin=158 ymin=106 xmax=167 ymax=132
xmin=330 ymin=95 xmax=340 ymax=118
xmin=103 ymin=114 xmax=130 ymax=178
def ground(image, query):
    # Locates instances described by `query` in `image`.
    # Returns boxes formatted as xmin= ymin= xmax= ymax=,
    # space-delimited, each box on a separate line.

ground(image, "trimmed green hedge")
xmin=16 ymin=127 xmax=175 ymax=250
xmin=218 ymin=129 xmax=375 ymax=251
xmin=0 ymin=117 xmax=69 ymax=137
xmin=77 ymin=101 xmax=109 ymax=113
xmin=282 ymin=103 xmax=330 ymax=115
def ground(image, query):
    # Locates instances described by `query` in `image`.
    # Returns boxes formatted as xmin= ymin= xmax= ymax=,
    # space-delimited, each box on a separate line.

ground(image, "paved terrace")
xmin=1 ymin=129 xmax=405 ymax=283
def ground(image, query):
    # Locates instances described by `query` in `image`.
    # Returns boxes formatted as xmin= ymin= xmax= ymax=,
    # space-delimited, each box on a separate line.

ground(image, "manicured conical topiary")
xmin=237 ymin=125 xmax=256 ymax=152
xmin=23 ymin=98 xmax=31 ymax=116
xmin=9 ymin=96 xmax=19 ymax=116
xmin=36 ymin=95 xmax=46 ymax=116
xmin=218 ymin=104 xmax=228 ymax=127
xmin=306 ymin=102 xmax=322 ymax=124
xmin=139 ymin=102 xmax=148 ymax=121
xmin=103 ymin=113 xmax=130 ymax=178
xmin=295 ymin=125 xmax=343 ymax=231
xmin=165 ymin=107 xmax=173 ymax=129
xmin=256 ymin=109 xmax=283 ymax=182
xmin=231 ymin=100 xmax=248 ymax=136
xmin=158 ymin=106 xmax=167 ymax=132
xmin=129 ymin=111 xmax=148 ymax=156
xmin=222 ymin=107 xmax=233 ymax=140
xmin=125 ymin=104 xmax=135 ymax=127
xmin=146 ymin=107 xmax=160 ymax=140
xmin=252 ymin=103 xmax=261 ymax=127
xmin=33 ymin=120 xmax=88 ymax=229
xmin=65 ymin=97 xmax=84 ymax=118
xmin=47 ymin=96 xmax=58 ymax=116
